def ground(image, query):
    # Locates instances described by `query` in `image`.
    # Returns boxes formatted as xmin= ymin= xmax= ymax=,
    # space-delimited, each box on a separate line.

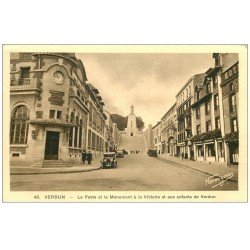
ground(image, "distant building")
xmin=144 ymin=124 xmax=154 ymax=150
xmin=160 ymin=103 xmax=177 ymax=156
xmin=152 ymin=122 xmax=161 ymax=154
xmin=112 ymin=123 xmax=119 ymax=150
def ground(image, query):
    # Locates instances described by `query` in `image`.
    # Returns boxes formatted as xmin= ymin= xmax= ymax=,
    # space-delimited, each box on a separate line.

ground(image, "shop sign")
xmin=221 ymin=63 xmax=238 ymax=83
xmin=204 ymin=139 xmax=214 ymax=143
xmin=194 ymin=140 xmax=203 ymax=144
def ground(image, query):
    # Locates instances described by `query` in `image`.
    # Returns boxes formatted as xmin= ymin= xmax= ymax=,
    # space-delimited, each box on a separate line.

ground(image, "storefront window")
xmin=197 ymin=145 xmax=203 ymax=157
xmin=207 ymin=144 xmax=215 ymax=157
xmin=217 ymin=142 xmax=224 ymax=157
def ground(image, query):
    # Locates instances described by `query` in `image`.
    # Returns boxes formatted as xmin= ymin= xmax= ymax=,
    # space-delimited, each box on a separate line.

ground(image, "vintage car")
xmin=122 ymin=149 xmax=128 ymax=155
xmin=147 ymin=149 xmax=158 ymax=157
xmin=116 ymin=150 xmax=124 ymax=158
xmin=101 ymin=152 xmax=117 ymax=168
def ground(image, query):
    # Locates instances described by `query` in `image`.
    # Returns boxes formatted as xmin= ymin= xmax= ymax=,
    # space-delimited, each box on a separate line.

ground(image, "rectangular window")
xmin=69 ymin=127 xmax=73 ymax=147
xmin=230 ymin=94 xmax=237 ymax=112
xmin=56 ymin=111 xmax=62 ymax=119
xmin=206 ymin=121 xmax=212 ymax=132
xmin=232 ymin=118 xmax=238 ymax=132
xmin=196 ymin=90 xmax=200 ymax=100
xmin=207 ymin=144 xmax=215 ymax=157
xmin=92 ymin=132 xmax=96 ymax=149
xmin=88 ymin=129 xmax=91 ymax=148
xmin=196 ymin=108 xmax=200 ymax=119
xmin=49 ymin=110 xmax=55 ymax=119
xmin=196 ymin=125 xmax=201 ymax=134
xmin=207 ymin=82 xmax=211 ymax=93
xmin=205 ymin=102 xmax=211 ymax=115
xmin=213 ymin=76 xmax=218 ymax=89
xmin=21 ymin=67 xmax=30 ymax=78
xmin=214 ymin=94 xmax=219 ymax=110
xmin=215 ymin=117 xmax=220 ymax=129
xmin=217 ymin=142 xmax=224 ymax=158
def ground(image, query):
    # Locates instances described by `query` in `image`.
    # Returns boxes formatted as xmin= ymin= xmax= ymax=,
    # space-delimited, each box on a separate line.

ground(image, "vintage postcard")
xmin=2 ymin=45 xmax=248 ymax=202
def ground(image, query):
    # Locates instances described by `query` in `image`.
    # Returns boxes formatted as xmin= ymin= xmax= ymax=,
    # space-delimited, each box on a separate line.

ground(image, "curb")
xmin=157 ymin=157 xmax=238 ymax=183
xmin=10 ymin=166 xmax=102 ymax=175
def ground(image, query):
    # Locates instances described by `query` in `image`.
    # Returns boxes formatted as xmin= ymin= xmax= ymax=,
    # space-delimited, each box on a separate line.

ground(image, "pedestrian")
xmin=87 ymin=151 xmax=92 ymax=165
xmin=181 ymin=152 xmax=184 ymax=160
xmin=81 ymin=150 xmax=86 ymax=164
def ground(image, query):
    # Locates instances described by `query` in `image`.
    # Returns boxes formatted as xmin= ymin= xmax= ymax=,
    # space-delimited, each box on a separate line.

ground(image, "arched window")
xmin=74 ymin=116 xmax=79 ymax=148
xmin=10 ymin=105 xmax=29 ymax=144
xmin=69 ymin=112 xmax=75 ymax=147
xmin=79 ymin=119 xmax=83 ymax=149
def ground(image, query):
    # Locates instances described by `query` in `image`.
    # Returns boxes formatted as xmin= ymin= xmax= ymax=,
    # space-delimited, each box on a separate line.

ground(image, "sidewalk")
xmin=10 ymin=155 xmax=103 ymax=175
xmin=158 ymin=154 xmax=238 ymax=182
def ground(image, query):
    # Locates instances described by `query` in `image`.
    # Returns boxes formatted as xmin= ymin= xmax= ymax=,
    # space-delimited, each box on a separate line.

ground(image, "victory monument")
xmin=119 ymin=105 xmax=146 ymax=154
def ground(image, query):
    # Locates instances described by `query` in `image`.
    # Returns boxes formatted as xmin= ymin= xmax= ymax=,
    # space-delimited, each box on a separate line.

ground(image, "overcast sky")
xmin=77 ymin=53 xmax=214 ymax=129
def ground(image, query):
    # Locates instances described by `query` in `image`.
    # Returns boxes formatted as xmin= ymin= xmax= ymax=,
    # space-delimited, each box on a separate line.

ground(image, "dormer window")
xmin=207 ymin=82 xmax=211 ymax=93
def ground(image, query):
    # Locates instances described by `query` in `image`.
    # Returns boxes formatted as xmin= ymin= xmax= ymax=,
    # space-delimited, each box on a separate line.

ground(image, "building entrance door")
xmin=44 ymin=131 xmax=60 ymax=160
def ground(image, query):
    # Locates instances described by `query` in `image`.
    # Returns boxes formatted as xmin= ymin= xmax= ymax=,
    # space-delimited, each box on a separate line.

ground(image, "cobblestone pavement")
xmin=10 ymin=154 xmax=238 ymax=191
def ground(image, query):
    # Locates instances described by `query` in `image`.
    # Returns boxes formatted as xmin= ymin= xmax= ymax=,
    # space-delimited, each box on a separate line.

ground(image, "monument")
xmin=125 ymin=105 xmax=137 ymax=136
xmin=119 ymin=105 xmax=146 ymax=154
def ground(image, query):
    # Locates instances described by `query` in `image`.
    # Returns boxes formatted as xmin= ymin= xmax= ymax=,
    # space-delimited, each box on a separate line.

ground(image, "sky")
xmin=77 ymin=53 xmax=214 ymax=129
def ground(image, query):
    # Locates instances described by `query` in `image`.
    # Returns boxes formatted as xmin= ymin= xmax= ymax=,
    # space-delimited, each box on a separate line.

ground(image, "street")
xmin=10 ymin=154 xmax=238 ymax=191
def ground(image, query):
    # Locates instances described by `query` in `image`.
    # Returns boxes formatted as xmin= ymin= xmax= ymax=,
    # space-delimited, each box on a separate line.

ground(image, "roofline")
xmin=152 ymin=121 xmax=161 ymax=129
xmin=161 ymin=102 xmax=176 ymax=120
xmin=175 ymin=76 xmax=194 ymax=97
xmin=175 ymin=73 xmax=205 ymax=98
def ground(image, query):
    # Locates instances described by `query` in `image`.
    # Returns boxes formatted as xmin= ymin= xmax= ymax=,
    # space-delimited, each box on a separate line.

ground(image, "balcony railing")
xmin=11 ymin=78 xmax=31 ymax=86
xmin=19 ymin=78 xmax=31 ymax=85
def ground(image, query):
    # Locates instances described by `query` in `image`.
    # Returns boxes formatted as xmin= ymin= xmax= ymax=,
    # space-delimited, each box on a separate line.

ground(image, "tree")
xmin=136 ymin=116 xmax=145 ymax=131
xmin=111 ymin=114 xmax=145 ymax=131
xmin=110 ymin=114 xmax=127 ymax=131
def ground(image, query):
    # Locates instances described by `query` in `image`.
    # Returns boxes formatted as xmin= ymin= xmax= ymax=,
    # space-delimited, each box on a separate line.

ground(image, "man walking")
xmin=81 ymin=150 xmax=86 ymax=164
xmin=87 ymin=151 xmax=93 ymax=165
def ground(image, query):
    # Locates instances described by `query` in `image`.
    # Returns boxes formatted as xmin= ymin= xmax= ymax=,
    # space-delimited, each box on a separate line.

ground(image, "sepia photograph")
xmin=2 ymin=45 xmax=247 ymax=202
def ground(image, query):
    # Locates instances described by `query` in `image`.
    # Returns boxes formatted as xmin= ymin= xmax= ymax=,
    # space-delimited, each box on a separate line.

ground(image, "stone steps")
xmin=32 ymin=160 xmax=71 ymax=168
